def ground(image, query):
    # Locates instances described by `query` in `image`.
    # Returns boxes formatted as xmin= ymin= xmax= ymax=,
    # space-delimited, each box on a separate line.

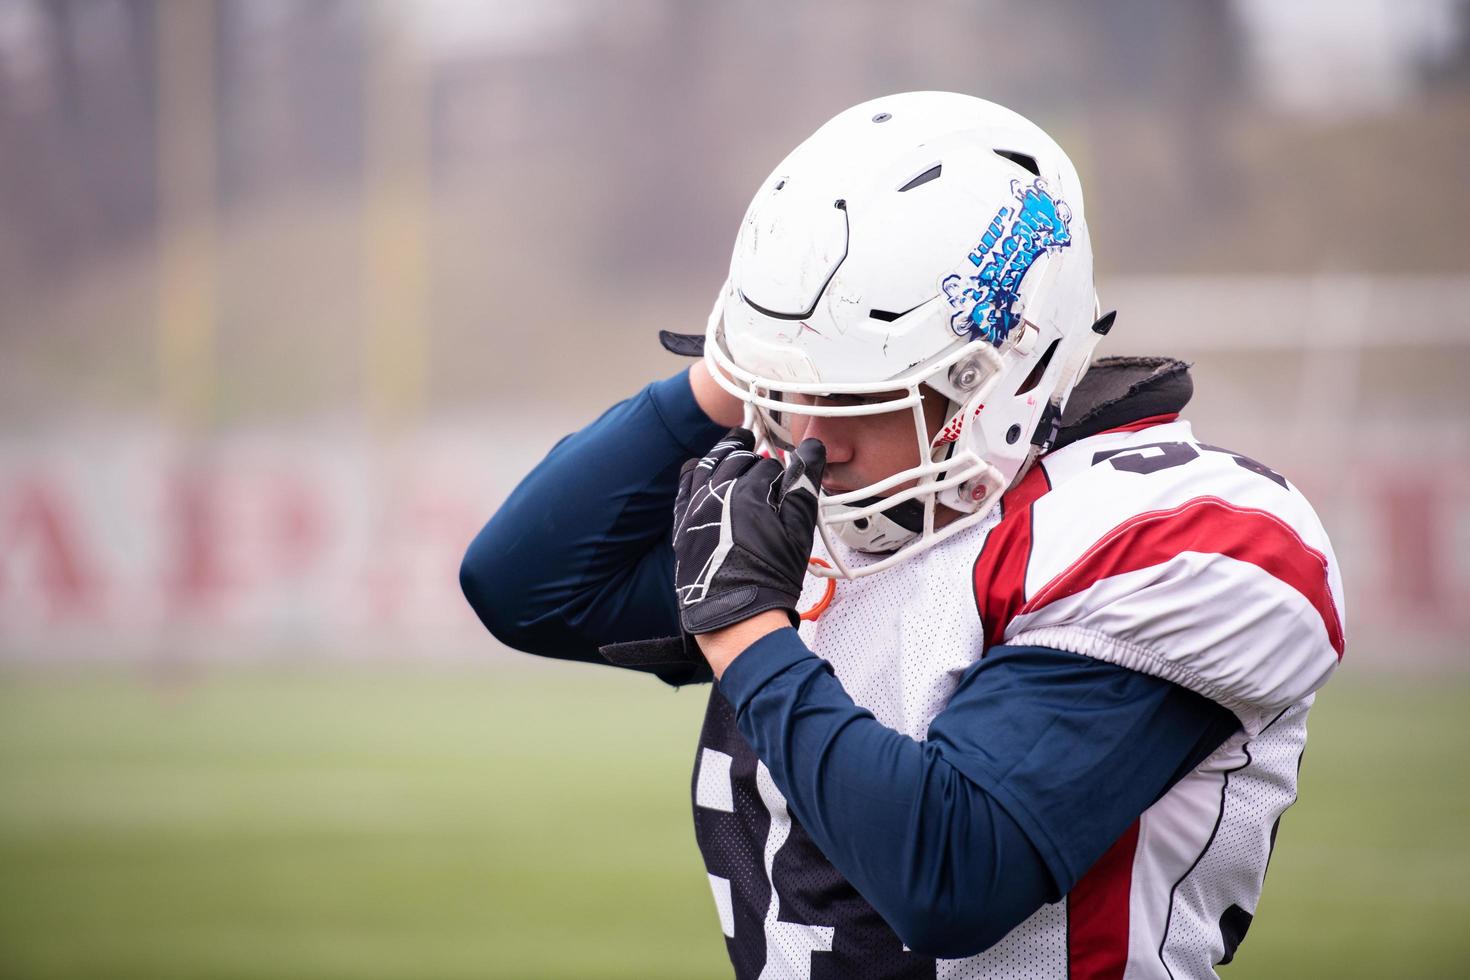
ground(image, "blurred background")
xmin=1 ymin=0 xmax=1467 ymax=977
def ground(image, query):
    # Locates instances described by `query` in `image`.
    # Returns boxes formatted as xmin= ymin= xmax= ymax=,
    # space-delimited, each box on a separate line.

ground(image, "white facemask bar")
xmin=703 ymin=283 xmax=1002 ymax=414
xmin=707 ymin=284 xmax=1011 ymax=580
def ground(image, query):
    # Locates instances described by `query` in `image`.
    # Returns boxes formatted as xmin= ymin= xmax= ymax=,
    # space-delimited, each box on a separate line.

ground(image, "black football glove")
xmin=672 ymin=427 xmax=826 ymax=635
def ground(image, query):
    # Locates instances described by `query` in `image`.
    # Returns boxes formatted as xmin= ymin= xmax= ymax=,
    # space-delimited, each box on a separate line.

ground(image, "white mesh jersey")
xmin=693 ymin=416 xmax=1344 ymax=979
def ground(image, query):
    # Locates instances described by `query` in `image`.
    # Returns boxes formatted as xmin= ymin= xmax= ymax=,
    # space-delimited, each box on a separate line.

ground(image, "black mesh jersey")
xmin=693 ymin=688 xmax=938 ymax=980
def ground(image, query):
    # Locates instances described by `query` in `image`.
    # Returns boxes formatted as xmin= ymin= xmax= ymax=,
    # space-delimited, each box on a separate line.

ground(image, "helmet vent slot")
xmin=1015 ymin=338 xmax=1061 ymax=395
xmin=994 ymin=149 xmax=1040 ymax=176
xmin=869 ymin=301 xmax=925 ymax=322
xmin=897 ymin=164 xmax=942 ymax=192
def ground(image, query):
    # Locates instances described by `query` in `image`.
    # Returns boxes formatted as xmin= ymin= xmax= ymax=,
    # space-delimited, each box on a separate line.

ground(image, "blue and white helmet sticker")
xmin=941 ymin=178 xmax=1073 ymax=344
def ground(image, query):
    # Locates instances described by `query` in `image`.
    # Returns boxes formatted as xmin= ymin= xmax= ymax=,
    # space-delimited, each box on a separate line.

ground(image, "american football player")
xmin=461 ymin=92 xmax=1344 ymax=979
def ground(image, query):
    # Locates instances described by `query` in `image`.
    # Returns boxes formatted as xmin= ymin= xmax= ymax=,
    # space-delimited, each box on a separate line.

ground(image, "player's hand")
xmin=672 ymin=427 xmax=825 ymax=635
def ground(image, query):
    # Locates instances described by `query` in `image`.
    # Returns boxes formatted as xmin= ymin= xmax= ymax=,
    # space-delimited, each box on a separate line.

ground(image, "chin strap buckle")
xmin=1029 ymin=309 xmax=1117 ymax=457
xmin=1030 ymin=400 xmax=1063 ymax=454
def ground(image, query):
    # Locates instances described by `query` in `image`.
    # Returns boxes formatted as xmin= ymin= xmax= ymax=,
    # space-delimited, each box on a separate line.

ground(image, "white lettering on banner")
xmin=0 ymin=429 xmax=1462 ymax=658
xmin=0 ymin=428 xmax=516 ymax=655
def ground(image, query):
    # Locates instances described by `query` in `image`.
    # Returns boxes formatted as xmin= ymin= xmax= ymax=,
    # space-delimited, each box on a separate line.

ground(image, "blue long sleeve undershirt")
xmin=461 ymin=368 xmax=1240 ymax=957
xmin=461 ymin=370 xmax=725 ymax=663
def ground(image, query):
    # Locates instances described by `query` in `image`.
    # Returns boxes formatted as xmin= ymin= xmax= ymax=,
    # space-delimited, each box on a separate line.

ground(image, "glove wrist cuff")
xmin=682 ymin=587 xmax=799 ymax=634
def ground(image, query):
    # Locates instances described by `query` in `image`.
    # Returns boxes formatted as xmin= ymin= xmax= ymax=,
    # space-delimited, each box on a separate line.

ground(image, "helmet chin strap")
xmin=1030 ymin=309 xmax=1116 ymax=461
xmin=830 ymin=495 xmax=926 ymax=554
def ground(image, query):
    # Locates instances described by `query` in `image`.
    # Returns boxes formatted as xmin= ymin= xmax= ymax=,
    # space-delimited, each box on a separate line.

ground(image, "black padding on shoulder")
xmin=599 ymin=635 xmax=713 ymax=686
xmin=659 ymin=330 xmax=706 ymax=358
xmin=1054 ymin=356 xmax=1193 ymax=450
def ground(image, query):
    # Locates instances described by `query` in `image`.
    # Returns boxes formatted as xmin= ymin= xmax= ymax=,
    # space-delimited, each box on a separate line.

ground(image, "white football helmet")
xmin=704 ymin=91 xmax=1108 ymax=578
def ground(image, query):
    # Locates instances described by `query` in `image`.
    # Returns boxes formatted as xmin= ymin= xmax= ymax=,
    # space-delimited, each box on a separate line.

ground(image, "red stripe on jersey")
xmin=1067 ymin=819 xmax=1140 ymax=980
xmin=1096 ymin=412 xmax=1179 ymax=436
xmin=1023 ymin=495 xmax=1346 ymax=659
xmin=972 ymin=463 xmax=1051 ymax=651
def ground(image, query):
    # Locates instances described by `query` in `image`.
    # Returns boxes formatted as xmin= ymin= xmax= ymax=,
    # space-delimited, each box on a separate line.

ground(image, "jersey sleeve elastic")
xmin=982 ymin=423 xmax=1346 ymax=734
xmin=459 ymin=369 xmax=727 ymax=671
xmin=718 ymin=630 xmax=1239 ymax=957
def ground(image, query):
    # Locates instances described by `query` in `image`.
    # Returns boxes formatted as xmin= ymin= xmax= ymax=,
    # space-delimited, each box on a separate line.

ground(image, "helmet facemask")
xmin=705 ymin=290 xmax=1015 ymax=579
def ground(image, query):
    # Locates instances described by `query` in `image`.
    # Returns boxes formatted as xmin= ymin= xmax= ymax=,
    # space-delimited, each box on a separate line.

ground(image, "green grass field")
xmin=1 ymin=661 xmax=1467 ymax=979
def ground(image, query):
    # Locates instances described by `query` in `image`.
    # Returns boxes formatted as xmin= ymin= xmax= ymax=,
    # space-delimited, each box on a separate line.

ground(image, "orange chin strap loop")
xmin=798 ymin=557 xmax=837 ymax=622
